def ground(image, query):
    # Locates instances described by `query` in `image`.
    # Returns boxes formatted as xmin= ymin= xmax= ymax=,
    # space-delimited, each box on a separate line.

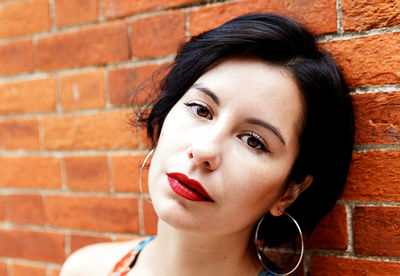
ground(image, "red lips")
xmin=167 ymin=172 xmax=214 ymax=202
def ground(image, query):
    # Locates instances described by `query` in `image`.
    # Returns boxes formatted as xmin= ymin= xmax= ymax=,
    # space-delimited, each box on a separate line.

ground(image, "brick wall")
xmin=0 ymin=0 xmax=399 ymax=275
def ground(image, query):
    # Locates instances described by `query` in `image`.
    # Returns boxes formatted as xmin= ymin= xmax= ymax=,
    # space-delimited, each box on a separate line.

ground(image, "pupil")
xmin=198 ymin=107 xmax=208 ymax=117
xmin=248 ymin=137 xmax=258 ymax=147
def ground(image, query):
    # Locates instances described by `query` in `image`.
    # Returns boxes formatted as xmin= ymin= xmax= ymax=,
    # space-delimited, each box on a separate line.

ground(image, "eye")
xmin=184 ymin=102 xmax=213 ymax=119
xmin=239 ymin=133 xmax=269 ymax=152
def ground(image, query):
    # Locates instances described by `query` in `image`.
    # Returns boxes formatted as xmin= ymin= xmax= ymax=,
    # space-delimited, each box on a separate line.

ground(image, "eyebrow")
xmin=192 ymin=84 xmax=220 ymax=105
xmin=246 ymin=118 xmax=286 ymax=146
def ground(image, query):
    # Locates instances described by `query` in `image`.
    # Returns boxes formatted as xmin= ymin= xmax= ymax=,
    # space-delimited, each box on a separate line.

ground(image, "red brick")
xmin=43 ymin=112 xmax=138 ymax=150
xmin=60 ymin=70 xmax=105 ymax=111
xmin=0 ymin=156 xmax=61 ymax=188
xmin=0 ymin=77 xmax=56 ymax=114
xmin=190 ymin=0 xmax=336 ymax=36
xmin=354 ymin=206 xmax=400 ymax=257
xmin=6 ymin=194 xmax=45 ymax=224
xmin=37 ymin=21 xmax=129 ymax=71
xmin=112 ymin=154 xmax=150 ymax=193
xmin=131 ymin=11 xmax=186 ymax=58
xmin=0 ymin=39 xmax=34 ymax=75
xmin=55 ymin=0 xmax=98 ymax=27
xmin=0 ymin=0 xmax=50 ymax=39
xmin=0 ymin=261 xmax=6 ymax=276
xmin=323 ymin=33 xmax=400 ymax=87
xmin=70 ymin=233 xmax=111 ymax=253
xmin=343 ymin=150 xmax=400 ymax=202
xmin=2 ymin=118 xmax=40 ymax=150
xmin=51 ymin=268 xmax=61 ymax=276
xmin=143 ymin=200 xmax=158 ymax=235
xmin=102 ymin=0 xmax=198 ymax=19
xmin=12 ymin=263 xmax=46 ymax=276
xmin=0 ymin=228 xmax=65 ymax=263
xmin=306 ymin=205 xmax=347 ymax=250
xmin=0 ymin=195 xmax=5 ymax=221
xmin=46 ymin=195 xmax=139 ymax=232
xmin=65 ymin=156 xmax=109 ymax=191
xmin=310 ymin=256 xmax=400 ymax=275
xmin=353 ymin=92 xmax=400 ymax=145
xmin=108 ymin=64 xmax=164 ymax=105
xmin=342 ymin=0 xmax=400 ymax=31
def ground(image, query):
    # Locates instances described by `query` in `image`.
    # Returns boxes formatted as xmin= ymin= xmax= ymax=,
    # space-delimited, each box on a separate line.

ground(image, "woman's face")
xmin=148 ymin=57 xmax=304 ymax=237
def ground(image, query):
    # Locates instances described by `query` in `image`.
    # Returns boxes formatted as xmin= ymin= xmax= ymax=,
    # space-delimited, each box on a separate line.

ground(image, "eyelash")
xmin=183 ymin=101 xmax=269 ymax=153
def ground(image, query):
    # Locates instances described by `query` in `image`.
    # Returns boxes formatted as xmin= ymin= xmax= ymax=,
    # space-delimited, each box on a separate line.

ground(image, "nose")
xmin=187 ymin=133 xmax=222 ymax=171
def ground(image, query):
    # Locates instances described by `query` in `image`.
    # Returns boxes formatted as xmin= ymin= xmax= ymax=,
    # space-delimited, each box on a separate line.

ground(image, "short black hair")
xmin=138 ymin=13 xmax=354 ymax=246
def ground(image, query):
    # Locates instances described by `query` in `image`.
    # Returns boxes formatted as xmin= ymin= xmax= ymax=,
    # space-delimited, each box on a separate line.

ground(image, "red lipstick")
xmin=167 ymin=172 xmax=214 ymax=202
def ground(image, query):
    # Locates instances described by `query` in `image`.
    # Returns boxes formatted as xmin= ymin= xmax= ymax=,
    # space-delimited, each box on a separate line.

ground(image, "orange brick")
xmin=43 ymin=112 xmax=138 ymax=150
xmin=55 ymin=0 xmax=98 ymax=27
xmin=306 ymin=205 xmax=347 ymax=250
xmin=0 ymin=228 xmax=65 ymax=263
xmin=0 ymin=195 xmax=5 ymax=221
xmin=2 ymin=118 xmax=40 ymax=150
xmin=6 ymin=194 xmax=45 ymax=224
xmin=46 ymin=195 xmax=139 ymax=232
xmin=310 ymin=256 xmax=400 ymax=276
xmin=0 ymin=0 xmax=50 ymax=39
xmin=354 ymin=206 xmax=400 ymax=257
xmin=323 ymin=33 xmax=400 ymax=87
xmin=0 ymin=77 xmax=56 ymax=114
xmin=190 ymin=0 xmax=336 ymax=36
xmin=0 ymin=156 xmax=61 ymax=188
xmin=12 ymin=263 xmax=46 ymax=276
xmin=343 ymin=150 xmax=400 ymax=201
xmin=65 ymin=156 xmax=109 ymax=191
xmin=342 ymin=0 xmax=400 ymax=31
xmin=143 ymin=200 xmax=158 ymax=235
xmin=60 ymin=70 xmax=105 ymax=111
xmin=108 ymin=64 xmax=164 ymax=105
xmin=0 ymin=39 xmax=34 ymax=75
xmin=112 ymin=154 xmax=149 ymax=193
xmin=131 ymin=11 xmax=186 ymax=58
xmin=353 ymin=92 xmax=400 ymax=145
xmin=102 ymin=0 xmax=198 ymax=19
xmin=70 ymin=233 xmax=111 ymax=253
xmin=37 ymin=21 xmax=129 ymax=71
xmin=0 ymin=261 xmax=7 ymax=276
xmin=51 ymin=268 xmax=61 ymax=276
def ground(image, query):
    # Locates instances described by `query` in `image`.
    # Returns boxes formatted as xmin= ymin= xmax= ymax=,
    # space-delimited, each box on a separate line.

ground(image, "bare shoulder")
xmin=60 ymin=238 xmax=144 ymax=276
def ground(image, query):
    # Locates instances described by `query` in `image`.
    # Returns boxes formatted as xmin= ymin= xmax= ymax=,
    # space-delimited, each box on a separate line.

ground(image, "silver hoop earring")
xmin=254 ymin=211 xmax=304 ymax=275
xmin=139 ymin=148 xmax=154 ymax=203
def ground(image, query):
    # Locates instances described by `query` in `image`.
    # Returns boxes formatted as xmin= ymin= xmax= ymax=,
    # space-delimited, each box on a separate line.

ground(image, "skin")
xmin=60 ymin=57 xmax=312 ymax=276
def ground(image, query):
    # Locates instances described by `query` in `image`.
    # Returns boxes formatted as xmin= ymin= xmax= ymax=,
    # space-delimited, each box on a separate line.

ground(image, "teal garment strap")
xmin=259 ymin=268 xmax=277 ymax=276
xmin=133 ymin=236 xmax=156 ymax=253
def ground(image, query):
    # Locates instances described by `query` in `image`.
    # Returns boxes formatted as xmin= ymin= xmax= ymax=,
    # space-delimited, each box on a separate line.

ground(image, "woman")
xmin=60 ymin=14 xmax=354 ymax=276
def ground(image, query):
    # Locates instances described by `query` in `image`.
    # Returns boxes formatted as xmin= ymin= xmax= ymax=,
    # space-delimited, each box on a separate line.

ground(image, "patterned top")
xmin=108 ymin=236 xmax=275 ymax=276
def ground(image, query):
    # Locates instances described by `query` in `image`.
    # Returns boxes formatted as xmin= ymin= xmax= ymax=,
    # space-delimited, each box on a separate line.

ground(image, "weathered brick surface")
xmin=0 ymin=261 xmax=6 ymax=276
xmin=12 ymin=263 xmax=46 ymax=276
xmin=0 ymin=0 xmax=50 ymax=39
xmin=43 ymin=112 xmax=138 ymax=150
xmin=352 ymin=92 xmax=400 ymax=145
xmin=306 ymin=205 xmax=347 ymax=250
xmin=112 ymin=154 xmax=148 ymax=193
xmin=46 ymin=195 xmax=139 ymax=232
xmin=0 ymin=156 xmax=61 ymax=188
xmin=0 ymin=196 xmax=5 ymax=221
xmin=0 ymin=77 xmax=56 ymax=114
xmin=131 ymin=11 xmax=186 ymax=58
xmin=65 ymin=156 xmax=109 ymax=191
xmin=0 ymin=39 xmax=34 ymax=75
xmin=0 ymin=229 xmax=65 ymax=263
xmin=143 ymin=200 xmax=158 ymax=235
xmin=51 ymin=268 xmax=61 ymax=276
xmin=37 ymin=21 xmax=129 ymax=70
xmin=60 ymin=70 xmax=105 ymax=111
xmin=310 ymin=256 xmax=400 ymax=275
xmin=6 ymin=194 xmax=45 ymax=224
xmin=108 ymin=64 xmax=165 ymax=105
xmin=353 ymin=206 xmax=400 ymax=257
xmin=190 ymin=0 xmax=336 ymax=36
xmin=343 ymin=150 xmax=400 ymax=202
xmin=342 ymin=0 xmax=400 ymax=31
xmin=323 ymin=33 xmax=400 ymax=87
xmin=70 ymin=234 xmax=111 ymax=253
xmin=54 ymin=0 xmax=98 ymax=27
xmin=1 ymin=118 xmax=40 ymax=150
xmin=102 ymin=0 xmax=198 ymax=19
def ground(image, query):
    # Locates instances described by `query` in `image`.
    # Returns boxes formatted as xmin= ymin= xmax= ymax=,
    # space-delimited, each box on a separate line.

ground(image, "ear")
xmin=269 ymin=175 xmax=313 ymax=217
